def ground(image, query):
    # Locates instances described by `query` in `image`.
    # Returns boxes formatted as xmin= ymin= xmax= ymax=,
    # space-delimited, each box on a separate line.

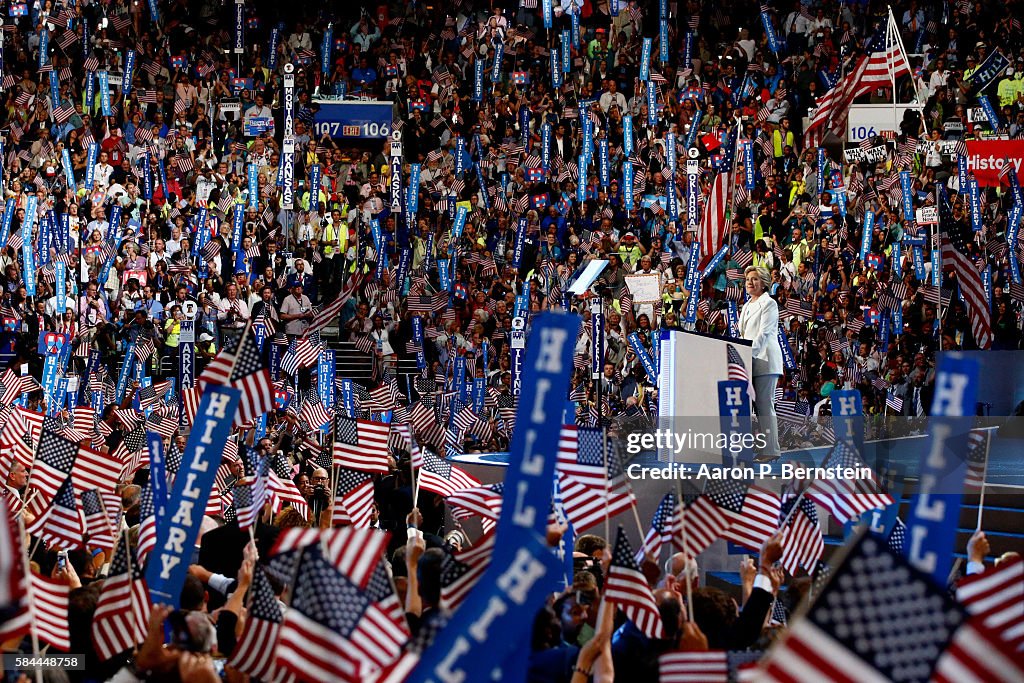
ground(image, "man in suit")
xmin=550 ymin=122 xmax=575 ymax=160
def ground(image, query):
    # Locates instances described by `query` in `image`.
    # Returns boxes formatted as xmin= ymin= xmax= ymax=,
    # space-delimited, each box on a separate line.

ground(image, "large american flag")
xmin=275 ymin=544 xmax=408 ymax=682
xmin=136 ymin=484 xmax=157 ymax=562
xmin=303 ymin=272 xmax=366 ymax=338
xmin=333 ymin=416 xmax=392 ymax=474
xmin=331 ymin=467 xmax=376 ymax=528
xmin=228 ymin=567 xmax=291 ymax=681
xmin=721 ymin=485 xmax=781 ymax=552
xmin=555 ymin=427 xmax=636 ymax=532
xmin=956 ymin=555 xmax=1024 ymax=651
xmin=699 ymin=171 xmax=730 ymax=261
xmin=760 ymin=534 xmax=1024 ymax=683
xmin=675 ymin=478 xmax=748 ymax=557
xmin=26 ymin=478 xmax=83 ymax=550
xmin=605 ymin=527 xmax=664 ymax=639
xmin=941 ymin=236 xmax=993 ymax=349
xmin=441 ymin=530 xmax=495 ymax=610
xmin=197 ymin=323 xmax=274 ymax=426
xmin=415 ymin=451 xmax=479 ymax=498
xmin=92 ymin=533 xmax=150 ymax=660
xmin=27 ymin=428 xmax=79 ymax=508
xmin=779 ymin=494 xmax=824 ymax=576
xmin=807 ymin=442 xmax=893 ymax=524
xmin=1 ymin=570 xmax=72 ymax=651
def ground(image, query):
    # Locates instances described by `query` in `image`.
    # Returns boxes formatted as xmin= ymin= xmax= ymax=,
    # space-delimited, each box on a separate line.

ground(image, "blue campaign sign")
xmin=903 ymin=355 xmax=978 ymax=585
xmin=718 ymin=380 xmax=753 ymax=467
xmin=312 ymin=101 xmax=393 ymax=138
xmin=408 ymin=313 xmax=578 ymax=683
xmin=830 ymin=390 xmax=863 ymax=456
xmin=146 ymin=386 xmax=241 ymax=605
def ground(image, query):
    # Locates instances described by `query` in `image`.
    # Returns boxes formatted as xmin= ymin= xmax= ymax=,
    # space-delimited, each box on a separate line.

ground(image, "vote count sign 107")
xmin=312 ymin=101 xmax=393 ymax=139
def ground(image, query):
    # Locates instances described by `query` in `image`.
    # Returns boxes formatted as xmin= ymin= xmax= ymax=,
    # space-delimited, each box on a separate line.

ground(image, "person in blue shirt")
xmin=351 ymin=56 xmax=378 ymax=90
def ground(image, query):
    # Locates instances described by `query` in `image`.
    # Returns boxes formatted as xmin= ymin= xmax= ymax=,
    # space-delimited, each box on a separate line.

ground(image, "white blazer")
xmin=737 ymin=294 xmax=784 ymax=376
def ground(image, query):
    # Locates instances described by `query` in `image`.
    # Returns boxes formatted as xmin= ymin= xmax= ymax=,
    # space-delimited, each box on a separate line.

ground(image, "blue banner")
xmin=321 ymin=26 xmax=332 ymax=75
xmin=248 ymin=164 xmax=259 ymax=210
xmin=146 ymin=386 xmax=241 ymax=604
xmin=542 ymin=0 xmax=553 ymax=28
xmin=541 ymin=124 xmax=551 ymax=173
xmin=561 ymin=32 xmax=571 ymax=73
xmin=778 ymin=325 xmax=797 ymax=370
xmin=307 ymin=163 xmax=321 ymax=209
xmin=683 ymin=241 xmax=702 ymax=323
xmin=147 ymin=431 xmax=168 ymax=525
xmin=341 ymin=378 xmax=354 ymax=417
xmin=623 ymin=115 xmax=633 ymax=157
xmin=683 ymin=109 xmax=702 ymax=150
xmin=318 ymin=350 xmax=336 ymax=412
xmin=623 ymin=161 xmax=634 ymax=211
xmin=977 ymin=94 xmax=1000 ymax=130
xmin=407 ymin=313 xmax=575 ymax=683
xmin=817 ymin=148 xmax=826 ymax=197
xmin=628 ymin=333 xmax=658 ymax=383
xmin=762 ymin=12 xmax=779 ymax=53
xmin=491 ymin=43 xmax=504 ymax=83
xmin=744 ymin=140 xmax=755 ymax=189
xmin=910 ymin=245 xmax=925 ymax=280
xmin=830 ymin=390 xmax=864 ymax=455
xmin=965 ymin=48 xmax=1010 ymax=91
xmin=412 ymin=316 xmax=426 ymax=370
xmin=686 ymin=163 xmax=700 ymax=229
xmin=116 ymin=339 xmax=137 ymax=403
xmin=550 ymin=48 xmax=561 ymax=88
xmin=900 ymin=171 xmax=914 ymax=221
xmin=931 ymin=249 xmax=941 ymax=286
xmin=719 ymin=380 xmax=753 ymax=466
xmin=123 ymin=50 xmax=136 ymax=96
xmin=98 ymin=70 xmax=112 ymax=116
xmin=473 ymin=60 xmax=485 ymax=101
xmin=968 ymin=175 xmax=982 ymax=231
xmin=903 ymin=355 xmax=978 ymax=584
xmin=892 ymin=241 xmax=903 ymax=278
xmin=860 ymin=210 xmax=874 ymax=261
xmin=179 ymin=330 xmax=194 ymax=392
xmin=640 ymin=38 xmax=652 ymax=81
xmin=659 ymin=18 xmax=669 ymax=62
xmin=591 ymin=306 xmax=604 ymax=377
xmin=22 ymin=196 xmax=37 ymax=296
xmin=598 ymin=139 xmax=609 ymax=188
xmin=1008 ymin=203 xmax=1022 ymax=284
xmin=647 ymin=82 xmax=657 ymax=126
xmin=0 ymin=199 xmax=15 ymax=254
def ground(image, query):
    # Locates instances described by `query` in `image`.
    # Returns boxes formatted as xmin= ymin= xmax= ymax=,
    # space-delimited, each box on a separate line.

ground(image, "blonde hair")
xmin=744 ymin=265 xmax=771 ymax=291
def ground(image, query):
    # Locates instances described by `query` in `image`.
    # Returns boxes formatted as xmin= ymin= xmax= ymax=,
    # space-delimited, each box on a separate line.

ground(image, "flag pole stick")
xmin=680 ymin=504 xmax=694 ymax=622
xmin=16 ymin=507 xmax=44 ymax=683
xmin=975 ymin=432 xmax=990 ymax=530
xmin=602 ymin=425 xmax=610 ymax=544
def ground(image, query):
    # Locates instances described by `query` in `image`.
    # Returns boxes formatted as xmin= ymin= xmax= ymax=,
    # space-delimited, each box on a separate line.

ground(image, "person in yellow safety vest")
xmin=997 ymin=68 xmax=1023 ymax=107
xmin=322 ymin=207 xmax=349 ymax=258
xmin=300 ymin=185 xmax=329 ymax=211
xmin=772 ymin=119 xmax=794 ymax=158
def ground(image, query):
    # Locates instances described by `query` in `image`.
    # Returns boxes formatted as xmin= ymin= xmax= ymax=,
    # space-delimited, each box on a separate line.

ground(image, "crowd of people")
xmin=2 ymin=0 xmax=1024 ymax=680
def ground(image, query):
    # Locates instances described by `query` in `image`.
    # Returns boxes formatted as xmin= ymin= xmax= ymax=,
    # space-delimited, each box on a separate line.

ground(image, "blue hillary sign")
xmin=146 ymin=386 xmax=241 ymax=605
xmin=903 ymin=355 xmax=978 ymax=585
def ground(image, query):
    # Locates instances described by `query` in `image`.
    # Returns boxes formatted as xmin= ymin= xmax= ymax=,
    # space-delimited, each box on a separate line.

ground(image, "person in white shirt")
xmin=288 ymin=22 xmax=312 ymax=52
xmin=243 ymin=95 xmax=275 ymax=137
xmin=738 ymin=266 xmax=783 ymax=461
xmin=93 ymin=150 xmax=115 ymax=189
xmin=599 ymin=80 xmax=628 ymax=114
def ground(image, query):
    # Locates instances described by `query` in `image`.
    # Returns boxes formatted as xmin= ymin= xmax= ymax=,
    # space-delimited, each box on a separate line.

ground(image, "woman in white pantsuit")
xmin=738 ymin=266 xmax=784 ymax=460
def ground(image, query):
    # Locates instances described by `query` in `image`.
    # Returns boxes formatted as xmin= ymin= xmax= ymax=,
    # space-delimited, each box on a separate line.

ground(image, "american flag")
xmin=92 ymin=532 xmax=150 ymax=660
xmin=779 ymin=494 xmax=824 ymax=575
xmin=446 ymin=483 xmax=503 ymax=534
xmin=332 ymin=416 xmax=392 ymax=474
xmin=298 ymin=391 xmax=332 ymax=430
xmin=726 ymin=343 xmax=751 ymax=387
xmin=304 ymin=272 xmax=366 ymax=337
xmin=0 ymin=497 xmax=22 ymax=611
xmin=227 ymin=567 xmax=290 ymax=680
xmin=638 ymin=491 xmax=677 ymax=563
xmin=81 ymin=489 xmax=115 ymax=552
xmin=556 ymin=427 xmax=636 ymax=532
xmin=956 ymin=555 xmax=1024 ymax=651
xmin=26 ymin=478 xmax=83 ymax=550
xmin=940 ymin=236 xmax=992 ymax=349
xmin=605 ymin=527 xmax=664 ymax=639
xmin=70 ymin=444 xmax=121 ymax=499
xmin=441 ymin=530 xmax=495 ymax=611
xmin=27 ymin=428 xmax=79 ymax=508
xmin=197 ymin=322 xmax=274 ymax=427
xmin=275 ymin=544 xmax=408 ymax=681
xmin=659 ymin=651 xmax=729 ymax=682
xmin=22 ymin=572 xmax=71 ymax=651
xmin=721 ymin=485 xmax=781 ymax=552
xmin=136 ymin=484 xmax=157 ymax=562
xmin=885 ymin=392 xmax=904 ymax=413
xmin=675 ymin=478 xmax=749 ymax=557
xmin=700 ymin=172 xmax=730 ymax=261
xmin=963 ymin=429 xmax=991 ymax=491
xmin=807 ymin=442 xmax=893 ymax=524
xmin=331 ymin=467 xmax=376 ymax=528
xmin=233 ymin=461 xmax=271 ymax=530
xmin=416 ymin=451 xmax=479 ymax=498
xmin=761 ymin=533 xmax=1024 ymax=683
xmin=137 ymin=379 xmax=170 ymax=410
